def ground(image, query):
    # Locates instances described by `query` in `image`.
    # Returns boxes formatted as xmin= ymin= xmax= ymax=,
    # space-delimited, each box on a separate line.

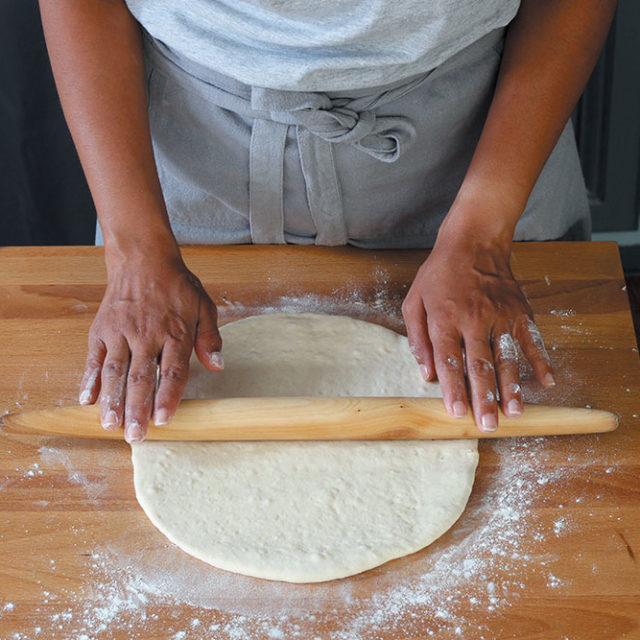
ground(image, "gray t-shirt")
xmin=125 ymin=0 xmax=520 ymax=91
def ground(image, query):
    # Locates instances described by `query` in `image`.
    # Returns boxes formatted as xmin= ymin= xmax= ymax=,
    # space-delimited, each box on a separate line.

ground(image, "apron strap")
xmin=297 ymin=128 xmax=347 ymax=246
xmin=249 ymin=119 xmax=287 ymax=244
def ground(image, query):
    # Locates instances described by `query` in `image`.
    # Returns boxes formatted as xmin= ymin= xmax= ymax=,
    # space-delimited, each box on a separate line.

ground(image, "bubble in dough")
xmin=131 ymin=313 xmax=478 ymax=583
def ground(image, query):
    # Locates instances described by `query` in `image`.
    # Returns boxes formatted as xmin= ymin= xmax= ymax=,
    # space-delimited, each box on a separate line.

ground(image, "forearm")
xmin=39 ymin=0 xmax=180 ymax=269
xmin=440 ymin=0 xmax=617 ymax=244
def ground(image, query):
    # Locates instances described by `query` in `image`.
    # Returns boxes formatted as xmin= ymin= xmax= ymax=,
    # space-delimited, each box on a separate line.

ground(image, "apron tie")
xmin=145 ymin=34 xmax=429 ymax=245
xmin=248 ymin=81 xmax=424 ymax=244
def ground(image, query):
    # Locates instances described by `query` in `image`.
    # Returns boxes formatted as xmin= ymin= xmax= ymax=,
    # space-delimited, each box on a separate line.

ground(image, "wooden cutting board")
xmin=0 ymin=243 xmax=639 ymax=640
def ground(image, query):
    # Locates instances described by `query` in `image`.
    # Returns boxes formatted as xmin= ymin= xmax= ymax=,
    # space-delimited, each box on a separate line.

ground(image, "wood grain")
xmin=0 ymin=243 xmax=639 ymax=640
xmin=3 ymin=398 xmax=619 ymax=440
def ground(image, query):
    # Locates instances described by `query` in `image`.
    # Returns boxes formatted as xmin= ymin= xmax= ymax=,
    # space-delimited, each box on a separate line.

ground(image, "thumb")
xmin=194 ymin=297 xmax=224 ymax=371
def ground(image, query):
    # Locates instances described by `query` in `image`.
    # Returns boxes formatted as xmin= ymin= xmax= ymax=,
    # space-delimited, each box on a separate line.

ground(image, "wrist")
xmin=437 ymin=186 xmax=523 ymax=254
xmin=104 ymin=226 xmax=184 ymax=277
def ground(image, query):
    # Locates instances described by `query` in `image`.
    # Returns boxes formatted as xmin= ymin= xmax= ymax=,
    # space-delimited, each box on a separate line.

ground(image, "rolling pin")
xmin=1 ymin=397 xmax=618 ymax=440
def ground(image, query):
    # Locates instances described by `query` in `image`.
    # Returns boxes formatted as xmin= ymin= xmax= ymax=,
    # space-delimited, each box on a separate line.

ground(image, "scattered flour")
xmin=497 ymin=333 xmax=517 ymax=362
xmin=5 ymin=434 xmax=617 ymax=640
xmin=38 ymin=446 xmax=105 ymax=500
xmin=217 ymin=271 xmax=404 ymax=335
xmin=1 ymin=286 xmax=627 ymax=640
xmin=549 ymin=309 xmax=576 ymax=318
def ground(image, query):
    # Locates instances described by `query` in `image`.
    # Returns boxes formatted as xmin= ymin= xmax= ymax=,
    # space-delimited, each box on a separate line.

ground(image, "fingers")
xmin=123 ymin=349 xmax=158 ymax=443
xmin=194 ymin=297 xmax=224 ymax=371
xmin=493 ymin=330 xmax=523 ymax=418
xmin=464 ymin=335 xmax=499 ymax=432
xmin=402 ymin=297 xmax=436 ymax=381
xmin=99 ymin=338 xmax=130 ymax=431
xmin=154 ymin=339 xmax=191 ymax=426
xmin=430 ymin=329 xmax=468 ymax=419
xmin=516 ymin=316 xmax=555 ymax=388
xmin=79 ymin=339 xmax=106 ymax=406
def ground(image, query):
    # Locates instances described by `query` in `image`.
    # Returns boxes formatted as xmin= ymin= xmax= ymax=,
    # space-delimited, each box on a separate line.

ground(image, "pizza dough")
xmin=131 ymin=313 xmax=478 ymax=583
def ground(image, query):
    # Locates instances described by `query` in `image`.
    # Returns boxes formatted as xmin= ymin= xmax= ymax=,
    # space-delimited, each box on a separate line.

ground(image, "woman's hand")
xmin=402 ymin=221 xmax=555 ymax=433
xmin=78 ymin=254 xmax=223 ymax=443
xmin=400 ymin=0 xmax=616 ymax=433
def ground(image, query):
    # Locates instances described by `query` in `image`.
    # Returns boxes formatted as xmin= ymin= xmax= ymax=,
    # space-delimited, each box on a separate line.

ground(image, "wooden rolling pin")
xmin=1 ymin=397 xmax=618 ymax=440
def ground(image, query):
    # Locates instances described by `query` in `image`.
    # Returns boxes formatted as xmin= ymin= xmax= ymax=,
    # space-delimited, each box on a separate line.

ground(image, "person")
xmin=39 ymin=0 xmax=616 ymax=443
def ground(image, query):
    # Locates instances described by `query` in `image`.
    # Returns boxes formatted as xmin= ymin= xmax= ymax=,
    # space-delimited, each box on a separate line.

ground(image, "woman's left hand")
xmin=402 ymin=222 xmax=555 ymax=433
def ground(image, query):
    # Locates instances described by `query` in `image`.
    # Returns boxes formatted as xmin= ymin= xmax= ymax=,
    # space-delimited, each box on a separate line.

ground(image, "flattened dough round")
xmin=131 ymin=313 xmax=478 ymax=583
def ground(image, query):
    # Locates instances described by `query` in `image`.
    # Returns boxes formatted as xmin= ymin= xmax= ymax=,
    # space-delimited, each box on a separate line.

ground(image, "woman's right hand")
xmin=40 ymin=0 xmax=224 ymax=443
xmin=78 ymin=253 xmax=224 ymax=443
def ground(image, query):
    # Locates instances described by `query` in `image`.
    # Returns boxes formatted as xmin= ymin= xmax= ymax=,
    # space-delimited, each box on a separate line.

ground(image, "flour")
xmin=39 ymin=446 xmax=104 ymax=500
xmin=217 ymin=271 xmax=404 ymax=334
xmin=497 ymin=332 xmax=517 ymax=362
xmin=560 ymin=324 xmax=593 ymax=336
xmin=10 ymin=431 xmax=616 ymax=640
xmin=525 ymin=318 xmax=551 ymax=362
xmin=2 ymin=287 xmax=628 ymax=639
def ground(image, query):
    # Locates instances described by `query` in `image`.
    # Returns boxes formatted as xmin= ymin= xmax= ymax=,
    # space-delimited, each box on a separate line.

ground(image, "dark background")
xmin=1 ymin=1 xmax=638 ymax=260
xmin=0 ymin=0 xmax=95 ymax=245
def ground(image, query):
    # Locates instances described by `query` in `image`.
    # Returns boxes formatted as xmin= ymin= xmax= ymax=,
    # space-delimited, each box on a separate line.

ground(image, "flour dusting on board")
xmin=218 ymin=268 xmax=405 ymax=333
xmin=2 ymin=297 xmax=627 ymax=640
xmin=9 ymin=433 xmax=618 ymax=640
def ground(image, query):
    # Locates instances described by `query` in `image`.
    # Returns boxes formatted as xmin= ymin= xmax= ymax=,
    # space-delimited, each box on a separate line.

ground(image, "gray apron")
xmin=97 ymin=27 xmax=590 ymax=247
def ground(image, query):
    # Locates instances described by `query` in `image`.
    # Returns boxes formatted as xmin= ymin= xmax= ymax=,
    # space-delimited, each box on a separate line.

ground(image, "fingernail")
xmin=125 ymin=421 xmax=144 ymax=443
xmin=481 ymin=414 xmax=498 ymax=432
xmin=209 ymin=351 xmax=224 ymax=369
xmin=452 ymin=401 xmax=467 ymax=418
xmin=507 ymin=399 xmax=522 ymax=417
xmin=79 ymin=389 xmax=92 ymax=405
xmin=419 ymin=364 xmax=431 ymax=381
xmin=543 ymin=373 xmax=556 ymax=388
xmin=154 ymin=408 xmax=171 ymax=426
xmin=102 ymin=410 xmax=119 ymax=430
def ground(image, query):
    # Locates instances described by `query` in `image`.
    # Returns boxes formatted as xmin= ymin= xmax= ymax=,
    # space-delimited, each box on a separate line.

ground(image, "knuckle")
xmin=126 ymin=323 xmax=153 ymax=345
xmin=504 ymin=380 xmax=522 ymax=397
xmin=132 ymin=322 xmax=149 ymax=339
xmin=401 ymin=298 xmax=413 ymax=316
xmin=482 ymin=389 xmax=497 ymax=405
xmin=162 ymin=311 xmax=193 ymax=343
xmin=160 ymin=362 xmax=189 ymax=384
xmin=100 ymin=390 xmax=123 ymax=409
xmin=167 ymin=322 xmax=191 ymax=344
xmin=468 ymin=357 xmax=495 ymax=377
xmin=466 ymin=294 xmax=493 ymax=322
xmin=102 ymin=360 xmax=127 ymax=379
xmin=439 ymin=354 xmax=462 ymax=373
xmin=401 ymin=294 xmax=422 ymax=317
xmin=127 ymin=369 xmax=157 ymax=387
xmin=429 ymin=315 xmax=457 ymax=341
xmin=88 ymin=318 xmax=105 ymax=337
xmin=84 ymin=357 xmax=103 ymax=372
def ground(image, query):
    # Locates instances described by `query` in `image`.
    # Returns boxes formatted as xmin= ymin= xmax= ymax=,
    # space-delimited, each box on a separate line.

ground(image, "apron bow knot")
xmin=251 ymin=88 xmax=415 ymax=162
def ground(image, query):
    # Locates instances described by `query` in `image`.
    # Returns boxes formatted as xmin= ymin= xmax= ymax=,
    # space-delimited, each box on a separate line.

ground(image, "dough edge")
xmin=131 ymin=313 xmax=479 ymax=583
